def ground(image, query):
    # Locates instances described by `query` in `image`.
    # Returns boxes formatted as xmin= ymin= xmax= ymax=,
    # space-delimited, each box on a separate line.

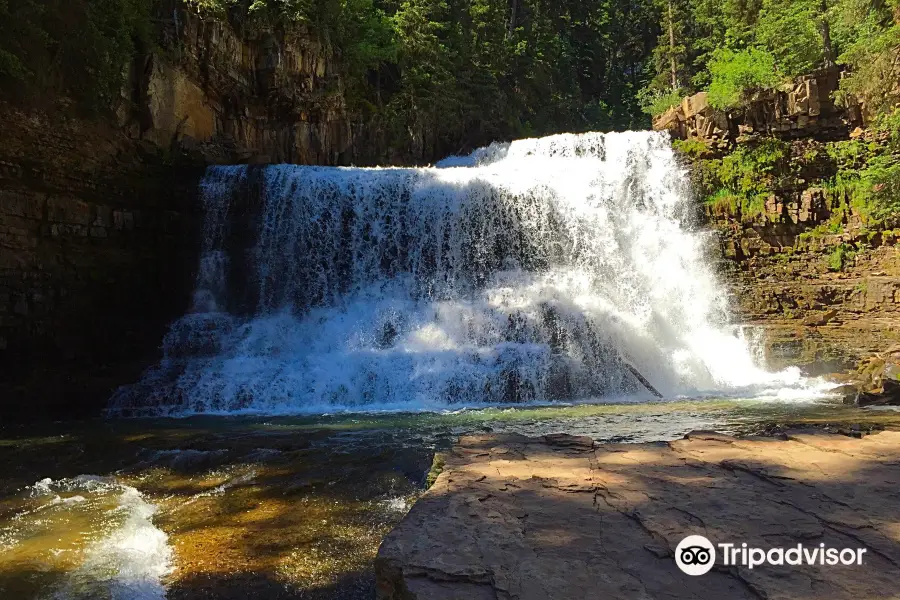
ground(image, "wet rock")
xmin=840 ymin=347 xmax=900 ymax=406
xmin=835 ymin=383 xmax=861 ymax=404
xmin=853 ymin=378 xmax=900 ymax=407
xmin=377 ymin=431 xmax=900 ymax=599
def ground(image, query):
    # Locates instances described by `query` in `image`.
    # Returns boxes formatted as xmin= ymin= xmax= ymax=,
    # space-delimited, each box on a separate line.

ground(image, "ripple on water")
xmin=0 ymin=476 xmax=172 ymax=600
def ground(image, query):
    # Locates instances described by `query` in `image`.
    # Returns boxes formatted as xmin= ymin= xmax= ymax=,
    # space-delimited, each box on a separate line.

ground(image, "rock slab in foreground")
xmin=376 ymin=430 xmax=900 ymax=599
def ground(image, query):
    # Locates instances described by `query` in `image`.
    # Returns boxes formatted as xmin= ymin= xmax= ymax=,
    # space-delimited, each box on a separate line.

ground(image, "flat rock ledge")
xmin=375 ymin=430 xmax=900 ymax=599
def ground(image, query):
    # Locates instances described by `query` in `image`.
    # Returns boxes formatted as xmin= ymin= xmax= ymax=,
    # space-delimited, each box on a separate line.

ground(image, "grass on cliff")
xmin=695 ymin=130 xmax=900 ymax=229
xmin=672 ymin=138 xmax=712 ymax=158
xmin=826 ymin=243 xmax=857 ymax=272
xmin=697 ymin=138 xmax=791 ymax=220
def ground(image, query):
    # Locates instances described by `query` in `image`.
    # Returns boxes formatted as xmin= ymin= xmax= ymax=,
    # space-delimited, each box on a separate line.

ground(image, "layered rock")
xmin=0 ymin=103 xmax=201 ymax=419
xmin=377 ymin=430 xmax=900 ymax=600
xmin=1 ymin=4 xmax=390 ymax=418
xmin=838 ymin=345 xmax=900 ymax=405
xmin=659 ymin=98 xmax=900 ymax=373
xmin=708 ymin=203 xmax=900 ymax=373
xmin=123 ymin=6 xmax=359 ymax=165
xmin=655 ymin=70 xmax=859 ymax=148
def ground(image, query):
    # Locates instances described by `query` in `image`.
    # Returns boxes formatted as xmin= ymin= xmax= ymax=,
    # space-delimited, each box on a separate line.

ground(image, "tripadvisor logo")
xmin=675 ymin=535 xmax=867 ymax=576
xmin=675 ymin=535 xmax=716 ymax=576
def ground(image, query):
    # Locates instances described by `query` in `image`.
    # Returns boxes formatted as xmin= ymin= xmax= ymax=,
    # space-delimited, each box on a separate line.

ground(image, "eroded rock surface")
xmin=376 ymin=430 xmax=900 ymax=599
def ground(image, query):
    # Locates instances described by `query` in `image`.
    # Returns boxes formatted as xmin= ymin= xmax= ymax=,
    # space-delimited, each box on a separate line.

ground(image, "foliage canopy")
xmin=2 ymin=0 xmax=900 ymax=171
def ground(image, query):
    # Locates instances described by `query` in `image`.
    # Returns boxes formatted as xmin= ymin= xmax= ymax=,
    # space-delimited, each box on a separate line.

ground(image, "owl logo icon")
xmin=675 ymin=535 xmax=716 ymax=575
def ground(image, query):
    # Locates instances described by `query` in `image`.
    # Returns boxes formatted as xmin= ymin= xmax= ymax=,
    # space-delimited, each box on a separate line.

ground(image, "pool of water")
xmin=1 ymin=399 xmax=896 ymax=599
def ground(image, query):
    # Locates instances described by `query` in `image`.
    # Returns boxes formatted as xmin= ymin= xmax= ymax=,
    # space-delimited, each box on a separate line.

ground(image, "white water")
xmin=0 ymin=476 xmax=172 ymax=600
xmin=110 ymin=131 xmax=826 ymax=416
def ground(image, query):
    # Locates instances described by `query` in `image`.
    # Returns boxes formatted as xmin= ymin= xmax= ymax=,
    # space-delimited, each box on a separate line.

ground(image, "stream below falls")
xmin=2 ymin=401 xmax=900 ymax=599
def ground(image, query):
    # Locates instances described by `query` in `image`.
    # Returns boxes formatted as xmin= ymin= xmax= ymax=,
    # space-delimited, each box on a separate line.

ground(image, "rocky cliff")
xmin=708 ymin=195 xmax=900 ymax=374
xmin=121 ymin=6 xmax=368 ymax=166
xmin=651 ymin=69 xmax=900 ymax=375
xmin=0 ymin=5 xmax=385 ymax=418
xmin=674 ymin=135 xmax=899 ymax=374
xmin=0 ymin=103 xmax=201 ymax=418
xmin=655 ymin=69 xmax=861 ymax=149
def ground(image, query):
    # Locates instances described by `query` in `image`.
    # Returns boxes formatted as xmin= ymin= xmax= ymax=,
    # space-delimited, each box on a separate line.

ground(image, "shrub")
xmin=834 ymin=9 xmax=900 ymax=117
xmin=706 ymin=48 xmax=781 ymax=110
xmin=637 ymin=87 xmax=686 ymax=117
xmin=755 ymin=0 xmax=824 ymax=78
xmin=672 ymin=138 xmax=711 ymax=158
xmin=716 ymin=138 xmax=791 ymax=195
xmin=696 ymin=138 xmax=791 ymax=221
xmin=826 ymin=243 xmax=857 ymax=272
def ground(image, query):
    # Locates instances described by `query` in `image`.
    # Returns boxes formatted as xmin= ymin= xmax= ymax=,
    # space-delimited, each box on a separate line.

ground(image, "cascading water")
xmin=110 ymin=131 xmax=818 ymax=416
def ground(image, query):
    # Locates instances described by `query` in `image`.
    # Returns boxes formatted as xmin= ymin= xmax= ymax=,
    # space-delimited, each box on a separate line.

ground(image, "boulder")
xmin=853 ymin=378 xmax=900 ymax=407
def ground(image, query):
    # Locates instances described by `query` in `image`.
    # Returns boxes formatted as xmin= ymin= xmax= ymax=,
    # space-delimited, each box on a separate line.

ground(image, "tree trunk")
xmin=508 ymin=0 xmax=518 ymax=38
xmin=819 ymin=0 xmax=836 ymax=68
xmin=668 ymin=0 xmax=678 ymax=91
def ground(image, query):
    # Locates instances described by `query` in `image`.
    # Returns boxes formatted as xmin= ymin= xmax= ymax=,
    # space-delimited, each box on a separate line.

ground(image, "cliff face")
xmin=654 ymin=72 xmax=900 ymax=375
xmin=655 ymin=70 xmax=861 ymax=149
xmin=0 ymin=7 xmax=382 ymax=418
xmin=0 ymin=104 xmax=201 ymax=418
xmin=123 ymin=8 xmax=365 ymax=166
xmin=708 ymin=198 xmax=900 ymax=374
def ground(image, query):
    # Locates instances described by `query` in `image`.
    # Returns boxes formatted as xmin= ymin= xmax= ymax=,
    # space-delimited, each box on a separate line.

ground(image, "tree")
xmin=756 ymin=0 xmax=831 ymax=76
xmin=706 ymin=47 xmax=780 ymax=109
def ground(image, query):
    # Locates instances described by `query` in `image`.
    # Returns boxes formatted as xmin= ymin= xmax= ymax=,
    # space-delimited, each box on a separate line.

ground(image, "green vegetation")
xmin=1 ymin=0 xmax=660 ymax=149
xmin=827 ymin=243 xmax=857 ymax=271
xmin=694 ymin=128 xmax=900 ymax=227
xmin=697 ymin=138 xmax=791 ymax=218
xmin=642 ymin=0 xmax=900 ymax=120
xmin=3 ymin=0 xmax=900 ymax=186
xmin=0 ymin=0 xmax=152 ymax=113
xmin=638 ymin=87 xmax=687 ymax=117
xmin=642 ymin=0 xmax=900 ymax=225
xmin=818 ymin=138 xmax=900 ymax=224
xmin=706 ymin=48 xmax=780 ymax=109
xmin=425 ymin=452 xmax=446 ymax=487
xmin=671 ymin=138 xmax=711 ymax=158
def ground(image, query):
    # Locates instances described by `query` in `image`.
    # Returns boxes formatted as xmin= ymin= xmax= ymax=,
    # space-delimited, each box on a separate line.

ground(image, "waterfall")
xmin=110 ymin=131 xmax=816 ymax=416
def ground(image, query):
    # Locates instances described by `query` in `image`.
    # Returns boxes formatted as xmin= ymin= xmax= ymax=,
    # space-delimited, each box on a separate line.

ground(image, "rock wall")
xmin=656 ymin=70 xmax=861 ymax=149
xmin=654 ymin=75 xmax=899 ymax=374
xmin=0 ymin=5 xmax=396 ymax=419
xmin=696 ymin=138 xmax=900 ymax=374
xmin=712 ymin=213 xmax=900 ymax=373
xmin=123 ymin=7 xmax=361 ymax=165
xmin=0 ymin=103 xmax=202 ymax=419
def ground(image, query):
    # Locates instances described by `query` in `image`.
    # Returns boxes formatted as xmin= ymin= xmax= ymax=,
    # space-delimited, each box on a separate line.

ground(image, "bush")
xmin=637 ymin=87 xmax=685 ymax=117
xmin=827 ymin=243 xmax=857 ymax=272
xmin=696 ymin=138 xmax=791 ymax=221
xmin=859 ymin=156 xmax=900 ymax=221
xmin=672 ymin=138 xmax=711 ymax=158
xmin=706 ymin=47 xmax=781 ymax=110
xmin=716 ymin=138 xmax=791 ymax=195
xmin=755 ymin=0 xmax=824 ymax=77
xmin=834 ymin=8 xmax=900 ymax=116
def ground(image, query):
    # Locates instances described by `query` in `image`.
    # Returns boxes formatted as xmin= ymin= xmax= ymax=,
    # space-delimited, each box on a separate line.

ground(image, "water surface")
xmin=2 ymin=400 xmax=895 ymax=599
